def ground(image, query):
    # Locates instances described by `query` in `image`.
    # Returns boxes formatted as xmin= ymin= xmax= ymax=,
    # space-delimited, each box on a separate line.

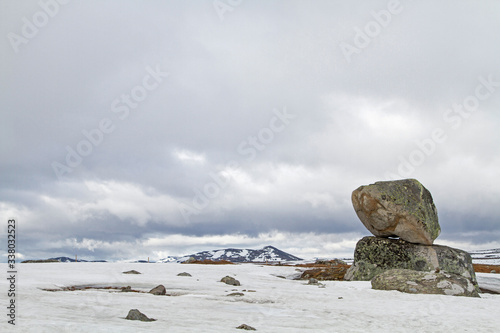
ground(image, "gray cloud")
xmin=1 ymin=0 xmax=500 ymax=261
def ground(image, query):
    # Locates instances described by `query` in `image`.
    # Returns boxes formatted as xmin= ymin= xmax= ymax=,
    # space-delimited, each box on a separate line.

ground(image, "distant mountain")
xmin=178 ymin=245 xmax=303 ymax=263
xmin=157 ymin=256 xmax=180 ymax=263
xmin=48 ymin=257 xmax=107 ymax=263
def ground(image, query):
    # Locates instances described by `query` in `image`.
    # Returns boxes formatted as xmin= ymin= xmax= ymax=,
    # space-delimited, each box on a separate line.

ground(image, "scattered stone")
xmin=121 ymin=286 xmax=132 ymax=292
xmin=338 ymin=297 xmax=343 ymax=299
xmin=308 ymin=278 xmax=319 ymax=285
xmin=149 ymin=285 xmax=166 ymax=295
xmin=371 ymin=269 xmax=480 ymax=297
xmin=221 ymin=276 xmax=240 ymax=286
xmin=352 ymin=179 xmax=440 ymax=245
xmin=236 ymin=324 xmax=256 ymax=330
xmin=491 ymin=270 xmax=497 ymax=274
xmin=227 ymin=292 xmax=244 ymax=297
xmin=123 ymin=270 xmax=141 ymax=274
xmin=276 ymin=275 xmax=286 ymax=279
xmin=125 ymin=309 xmax=156 ymax=322
xmin=177 ymin=272 xmax=192 ymax=277
xmin=344 ymin=236 xmax=478 ymax=291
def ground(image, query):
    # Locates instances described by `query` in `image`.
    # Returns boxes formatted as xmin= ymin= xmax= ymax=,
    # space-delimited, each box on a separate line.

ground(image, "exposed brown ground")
xmin=473 ymin=264 xmax=500 ymax=273
xmin=182 ymin=259 xmax=234 ymax=265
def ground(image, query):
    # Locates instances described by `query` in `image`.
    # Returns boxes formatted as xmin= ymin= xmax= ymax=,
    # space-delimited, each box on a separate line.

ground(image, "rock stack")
xmin=345 ymin=179 xmax=479 ymax=297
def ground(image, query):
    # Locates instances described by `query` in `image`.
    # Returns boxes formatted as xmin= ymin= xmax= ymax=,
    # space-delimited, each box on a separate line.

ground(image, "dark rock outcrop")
xmin=344 ymin=236 xmax=478 ymax=290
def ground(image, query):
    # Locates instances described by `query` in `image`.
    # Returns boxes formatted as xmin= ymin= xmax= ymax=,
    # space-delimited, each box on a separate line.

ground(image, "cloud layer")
xmin=1 ymin=0 xmax=500 ymax=261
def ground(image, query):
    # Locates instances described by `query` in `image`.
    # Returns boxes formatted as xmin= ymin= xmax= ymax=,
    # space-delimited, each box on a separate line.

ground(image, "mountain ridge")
xmin=170 ymin=245 xmax=303 ymax=263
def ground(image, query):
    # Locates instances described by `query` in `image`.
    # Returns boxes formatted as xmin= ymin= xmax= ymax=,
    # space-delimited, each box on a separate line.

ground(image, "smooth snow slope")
xmin=1 ymin=263 xmax=499 ymax=332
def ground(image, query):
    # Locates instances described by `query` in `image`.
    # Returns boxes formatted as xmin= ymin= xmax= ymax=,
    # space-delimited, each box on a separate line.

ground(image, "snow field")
xmin=1 ymin=263 xmax=499 ymax=332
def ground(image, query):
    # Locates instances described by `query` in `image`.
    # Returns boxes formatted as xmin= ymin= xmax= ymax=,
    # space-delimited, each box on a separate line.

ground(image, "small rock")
xmin=227 ymin=292 xmax=244 ymax=297
xmin=123 ymin=270 xmax=141 ymax=274
xmin=338 ymin=297 xmax=343 ymax=299
xmin=121 ymin=286 xmax=132 ymax=292
xmin=236 ymin=324 xmax=256 ymax=330
xmin=276 ymin=275 xmax=286 ymax=279
xmin=308 ymin=278 xmax=319 ymax=285
xmin=491 ymin=270 xmax=497 ymax=274
xmin=149 ymin=285 xmax=166 ymax=295
xmin=125 ymin=309 xmax=156 ymax=322
xmin=177 ymin=272 xmax=192 ymax=277
xmin=221 ymin=276 xmax=240 ymax=286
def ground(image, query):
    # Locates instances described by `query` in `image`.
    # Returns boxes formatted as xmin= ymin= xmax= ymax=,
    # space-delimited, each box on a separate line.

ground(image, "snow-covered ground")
xmin=470 ymin=248 xmax=500 ymax=265
xmin=1 ymin=263 xmax=499 ymax=332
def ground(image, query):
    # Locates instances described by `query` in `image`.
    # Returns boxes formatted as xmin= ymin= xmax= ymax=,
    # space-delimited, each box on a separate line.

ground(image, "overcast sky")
xmin=1 ymin=0 xmax=499 ymax=262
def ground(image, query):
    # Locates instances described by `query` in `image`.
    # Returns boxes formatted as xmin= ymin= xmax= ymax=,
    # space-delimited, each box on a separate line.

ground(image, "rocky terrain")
xmin=346 ymin=179 xmax=480 ymax=297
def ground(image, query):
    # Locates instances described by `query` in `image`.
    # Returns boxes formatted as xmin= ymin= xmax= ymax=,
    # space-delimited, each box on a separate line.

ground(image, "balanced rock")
xmin=352 ymin=179 xmax=440 ymax=245
xmin=371 ymin=269 xmax=480 ymax=297
xmin=344 ymin=236 xmax=478 ymax=290
xmin=125 ymin=309 xmax=156 ymax=322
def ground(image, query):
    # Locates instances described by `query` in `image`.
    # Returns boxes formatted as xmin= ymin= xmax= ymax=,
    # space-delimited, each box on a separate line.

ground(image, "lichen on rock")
xmin=352 ymin=179 xmax=440 ymax=245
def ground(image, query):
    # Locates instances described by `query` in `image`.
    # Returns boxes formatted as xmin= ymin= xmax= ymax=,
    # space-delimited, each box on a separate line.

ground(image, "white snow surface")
xmin=1 ymin=263 xmax=499 ymax=332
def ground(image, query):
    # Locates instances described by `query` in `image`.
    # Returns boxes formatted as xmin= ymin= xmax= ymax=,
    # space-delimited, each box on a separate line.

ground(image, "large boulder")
xmin=371 ymin=269 xmax=480 ymax=297
xmin=352 ymin=179 xmax=440 ymax=245
xmin=344 ymin=236 xmax=478 ymax=289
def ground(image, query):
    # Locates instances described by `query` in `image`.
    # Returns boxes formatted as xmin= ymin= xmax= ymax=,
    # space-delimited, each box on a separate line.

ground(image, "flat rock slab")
xmin=344 ymin=236 xmax=478 ymax=290
xmin=352 ymin=179 xmax=440 ymax=245
xmin=371 ymin=269 xmax=480 ymax=297
xmin=123 ymin=270 xmax=141 ymax=274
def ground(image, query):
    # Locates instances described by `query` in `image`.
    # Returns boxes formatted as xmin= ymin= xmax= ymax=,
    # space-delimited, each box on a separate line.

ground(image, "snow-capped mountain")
xmin=178 ymin=245 xmax=302 ymax=263
xmin=156 ymin=256 xmax=180 ymax=263
xmin=469 ymin=249 xmax=500 ymax=265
